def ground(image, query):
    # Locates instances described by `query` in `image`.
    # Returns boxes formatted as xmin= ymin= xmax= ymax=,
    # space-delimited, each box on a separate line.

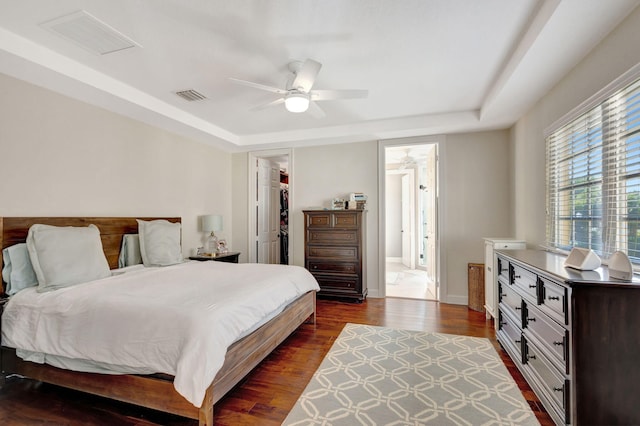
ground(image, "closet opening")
xmin=247 ymin=149 xmax=292 ymax=265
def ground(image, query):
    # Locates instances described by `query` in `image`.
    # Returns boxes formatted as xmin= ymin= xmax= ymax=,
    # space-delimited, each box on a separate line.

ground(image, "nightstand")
xmin=189 ymin=252 xmax=240 ymax=263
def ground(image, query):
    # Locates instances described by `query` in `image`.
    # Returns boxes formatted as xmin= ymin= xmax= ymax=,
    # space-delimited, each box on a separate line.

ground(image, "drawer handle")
xmin=313 ymin=266 xmax=318 ymax=269
xmin=553 ymin=341 xmax=564 ymax=346
xmin=527 ymin=354 xmax=536 ymax=360
xmin=528 ymin=284 xmax=537 ymax=289
xmin=515 ymin=306 xmax=522 ymax=310
xmin=514 ymin=275 xmax=521 ymax=279
xmin=553 ymin=387 xmax=564 ymax=393
xmin=501 ymin=294 xmax=506 ymax=297
xmin=515 ymin=339 xmax=521 ymax=344
xmin=527 ymin=317 xmax=536 ymax=322
xmin=548 ymin=296 xmax=560 ymax=301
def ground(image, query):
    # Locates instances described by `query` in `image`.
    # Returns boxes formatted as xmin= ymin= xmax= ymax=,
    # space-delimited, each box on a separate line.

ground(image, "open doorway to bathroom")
xmin=384 ymin=143 xmax=438 ymax=300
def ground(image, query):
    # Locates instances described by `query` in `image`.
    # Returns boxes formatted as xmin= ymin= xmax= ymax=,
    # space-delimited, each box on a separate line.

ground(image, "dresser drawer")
xmin=307 ymin=246 xmax=358 ymax=260
xmin=313 ymin=274 xmax=359 ymax=291
xmin=307 ymin=260 xmax=358 ymax=275
xmin=332 ymin=212 xmax=360 ymax=228
xmin=524 ymin=338 xmax=568 ymax=423
xmin=306 ymin=213 xmax=331 ymax=227
xmin=540 ymin=277 xmax=568 ymax=325
xmin=524 ymin=302 xmax=568 ymax=372
xmin=512 ymin=264 xmax=538 ymax=301
xmin=307 ymin=230 xmax=358 ymax=244
xmin=500 ymin=281 xmax=523 ymax=323
xmin=498 ymin=309 xmax=523 ymax=358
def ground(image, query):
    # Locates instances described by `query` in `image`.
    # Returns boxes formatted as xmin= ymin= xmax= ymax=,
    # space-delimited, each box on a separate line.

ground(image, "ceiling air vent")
xmin=40 ymin=10 xmax=140 ymax=55
xmin=175 ymin=89 xmax=207 ymax=102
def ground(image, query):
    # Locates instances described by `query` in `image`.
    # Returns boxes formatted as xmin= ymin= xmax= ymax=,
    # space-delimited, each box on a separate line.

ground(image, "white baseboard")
xmin=386 ymin=257 xmax=402 ymax=263
xmin=441 ymin=295 xmax=467 ymax=305
xmin=368 ymin=288 xmax=380 ymax=298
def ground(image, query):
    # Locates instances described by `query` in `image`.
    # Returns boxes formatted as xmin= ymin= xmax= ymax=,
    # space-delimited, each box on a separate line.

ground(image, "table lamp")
xmin=201 ymin=214 xmax=223 ymax=254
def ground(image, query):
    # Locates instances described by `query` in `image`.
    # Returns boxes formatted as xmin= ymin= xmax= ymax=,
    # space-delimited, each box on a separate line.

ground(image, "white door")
xmin=268 ymin=162 xmax=281 ymax=264
xmin=401 ymin=172 xmax=415 ymax=268
xmin=256 ymin=158 xmax=280 ymax=264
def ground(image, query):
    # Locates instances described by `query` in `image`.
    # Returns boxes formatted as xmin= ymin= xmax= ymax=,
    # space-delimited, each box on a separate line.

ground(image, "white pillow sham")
xmin=26 ymin=224 xmax=111 ymax=292
xmin=137 ymin=219 xmax=182 ymax=266
xmin=2 ymin=243 xmax=38 ymax=295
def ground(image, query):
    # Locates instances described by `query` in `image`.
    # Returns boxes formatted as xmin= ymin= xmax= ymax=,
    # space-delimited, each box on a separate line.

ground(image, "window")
xmin=546 ymin=76 xmax=640 ymax=262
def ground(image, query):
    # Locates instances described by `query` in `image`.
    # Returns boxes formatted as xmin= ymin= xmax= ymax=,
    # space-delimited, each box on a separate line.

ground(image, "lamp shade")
xmin=201 ymin=215 xmax=223 ymax=233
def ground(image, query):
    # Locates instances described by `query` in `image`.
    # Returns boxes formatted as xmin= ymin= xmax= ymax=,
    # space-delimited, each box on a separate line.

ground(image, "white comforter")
xmin=1 ymin=261 xmax=319 ymax=407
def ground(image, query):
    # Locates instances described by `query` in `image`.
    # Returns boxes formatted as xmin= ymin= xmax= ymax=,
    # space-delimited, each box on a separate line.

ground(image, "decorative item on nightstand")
xmin=201 ymin=214 xmax=223 ymax=254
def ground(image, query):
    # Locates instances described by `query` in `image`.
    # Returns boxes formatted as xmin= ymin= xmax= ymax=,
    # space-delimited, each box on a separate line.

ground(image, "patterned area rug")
xmin=283 ymin=324 xmax=538 ymax=425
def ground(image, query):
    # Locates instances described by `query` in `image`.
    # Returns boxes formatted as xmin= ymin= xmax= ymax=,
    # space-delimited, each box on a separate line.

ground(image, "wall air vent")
xmin=40 ymin=10 xmax=140 ymax=55
xmin=175 ymin=90 xmax=208 ymax=102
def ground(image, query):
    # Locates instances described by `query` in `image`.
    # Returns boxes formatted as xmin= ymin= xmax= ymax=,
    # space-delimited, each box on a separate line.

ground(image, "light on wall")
xmin=201 ymin=214 xmax=223 ymax=254
xmin=285 ymin=92 xmax=310 ymax=113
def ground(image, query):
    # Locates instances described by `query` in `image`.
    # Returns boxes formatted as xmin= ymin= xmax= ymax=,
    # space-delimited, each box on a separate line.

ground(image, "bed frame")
xmin=0 ymin=217 xmax=316 ymax=425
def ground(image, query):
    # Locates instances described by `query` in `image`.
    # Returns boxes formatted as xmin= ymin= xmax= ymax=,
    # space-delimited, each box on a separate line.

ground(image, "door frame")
xmin=247 ymin=148 xmax=293 ymax=264
xmin=378 ymin=136 xmax=445 ymax=300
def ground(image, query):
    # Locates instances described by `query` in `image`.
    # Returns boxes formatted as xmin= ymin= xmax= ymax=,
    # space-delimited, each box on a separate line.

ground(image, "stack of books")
xmin=349 ymin=193 xmax=367 ymax=210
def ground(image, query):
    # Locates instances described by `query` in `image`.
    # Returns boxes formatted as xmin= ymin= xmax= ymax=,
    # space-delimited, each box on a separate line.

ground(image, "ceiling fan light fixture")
xmin=285 ymin=92 xmax=310 ymax=113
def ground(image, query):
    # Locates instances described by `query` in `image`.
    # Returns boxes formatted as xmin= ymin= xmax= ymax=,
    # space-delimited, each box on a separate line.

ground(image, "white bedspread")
xmin=1 ymin=261 xmax=319 ymax=407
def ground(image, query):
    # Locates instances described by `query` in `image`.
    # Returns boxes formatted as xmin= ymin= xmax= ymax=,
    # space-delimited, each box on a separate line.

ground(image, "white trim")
xmin=378 ymin=135 xmax=444 ymax=300
xmin=545 ymin=61 xmax=640 ymax=137
xmin=247 ymin=148 xmax=293 ymax=264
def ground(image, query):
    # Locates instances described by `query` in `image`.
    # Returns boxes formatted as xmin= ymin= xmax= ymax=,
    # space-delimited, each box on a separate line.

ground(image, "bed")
xmin=0 ymin=216 xmax=317 ymax=425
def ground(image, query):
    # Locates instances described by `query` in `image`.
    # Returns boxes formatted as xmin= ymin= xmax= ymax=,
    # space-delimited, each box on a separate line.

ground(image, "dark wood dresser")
xmin=495 ymin=249 xmax=640 ymax=425
xmin=304 ymin=210 xmax=367 ymax=302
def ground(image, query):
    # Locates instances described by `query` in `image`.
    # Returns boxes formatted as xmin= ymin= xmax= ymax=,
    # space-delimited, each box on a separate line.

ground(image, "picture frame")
xmin=332 ymin=198 xmax=346 ymax=210
xmin=217 ymin=239 xmax=228 ymax=253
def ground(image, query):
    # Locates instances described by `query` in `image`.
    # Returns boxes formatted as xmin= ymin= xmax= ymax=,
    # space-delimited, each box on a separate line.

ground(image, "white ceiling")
xmin=0 ymin=0 xmax=638 ymax=152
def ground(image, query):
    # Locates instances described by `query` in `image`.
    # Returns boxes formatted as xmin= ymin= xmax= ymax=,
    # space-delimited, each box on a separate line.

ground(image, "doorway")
xmin=248 ymin=149 xmax=292 ymax=265
xmin=382 ymin=142 xmax=439 ymax=300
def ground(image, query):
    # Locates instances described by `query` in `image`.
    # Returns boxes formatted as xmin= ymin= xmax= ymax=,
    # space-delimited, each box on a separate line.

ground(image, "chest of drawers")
xmin=303 ymin=210 xmax=366 ymax=302
xmin=496 ymin=249 xmax=640 ymax=425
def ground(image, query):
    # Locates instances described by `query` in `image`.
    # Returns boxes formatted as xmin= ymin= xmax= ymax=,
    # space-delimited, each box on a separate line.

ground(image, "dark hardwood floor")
xmin=0 ymin=298 xmax=553 ymax=425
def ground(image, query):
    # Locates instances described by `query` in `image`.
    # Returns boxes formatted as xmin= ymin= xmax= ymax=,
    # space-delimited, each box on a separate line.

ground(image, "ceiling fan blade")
xmin=311 ymin=89 xmax=368 ymax=101
xmin=251 ymin=97 xmax=285 ymax=111
xmin=292 ymin=59 xmax=322 ymax=92
xmin=307 ymin=101 xmax=326 ymax=119
xmin=229 ymin=77 xmax=287 ymax=94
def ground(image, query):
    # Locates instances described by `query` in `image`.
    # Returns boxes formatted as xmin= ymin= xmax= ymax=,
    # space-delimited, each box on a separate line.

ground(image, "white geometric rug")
xmin=283 ymin=323 xmax=539 ymax=426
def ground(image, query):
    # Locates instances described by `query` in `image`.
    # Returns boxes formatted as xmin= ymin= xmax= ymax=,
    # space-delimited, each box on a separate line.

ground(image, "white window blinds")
xmin=546 ymin=77 xmax=640 ymax=261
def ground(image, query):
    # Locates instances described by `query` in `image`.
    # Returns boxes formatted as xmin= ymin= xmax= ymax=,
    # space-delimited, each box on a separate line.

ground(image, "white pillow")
xmin=26 ymin=224 xmax=111 ymax=292
xmin=2 ymin=243 xmax=38 ymax=295
xmin=117 ymin=234 xmax=142 ymax=268
xmin=137 ymin=219 xmax=182 ymax=266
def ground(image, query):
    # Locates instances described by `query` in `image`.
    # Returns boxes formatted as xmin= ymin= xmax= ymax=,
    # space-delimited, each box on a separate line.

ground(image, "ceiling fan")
xmin=229 ymin=58 xmax=368 ymax=118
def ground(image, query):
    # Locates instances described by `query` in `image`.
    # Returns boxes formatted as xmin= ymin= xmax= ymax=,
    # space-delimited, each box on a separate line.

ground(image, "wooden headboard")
xmin=0 ymin=217 xmax=181 ymax=294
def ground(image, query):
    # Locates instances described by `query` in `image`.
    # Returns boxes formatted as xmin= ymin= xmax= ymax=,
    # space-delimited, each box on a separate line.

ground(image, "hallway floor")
xmin=386 ymin=260 xmax=437 ymax=300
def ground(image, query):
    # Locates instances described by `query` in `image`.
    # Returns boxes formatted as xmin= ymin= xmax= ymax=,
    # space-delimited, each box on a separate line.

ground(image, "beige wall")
xmin=232 ymin=130 xmax=512 ymax=304
xmin=512 ymin=6 xmax=640 ymax=246
xmin=0 ymin=73 xmax=231 ymax=255
xmin=441 ymin=131 xmax=512 ymax=303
